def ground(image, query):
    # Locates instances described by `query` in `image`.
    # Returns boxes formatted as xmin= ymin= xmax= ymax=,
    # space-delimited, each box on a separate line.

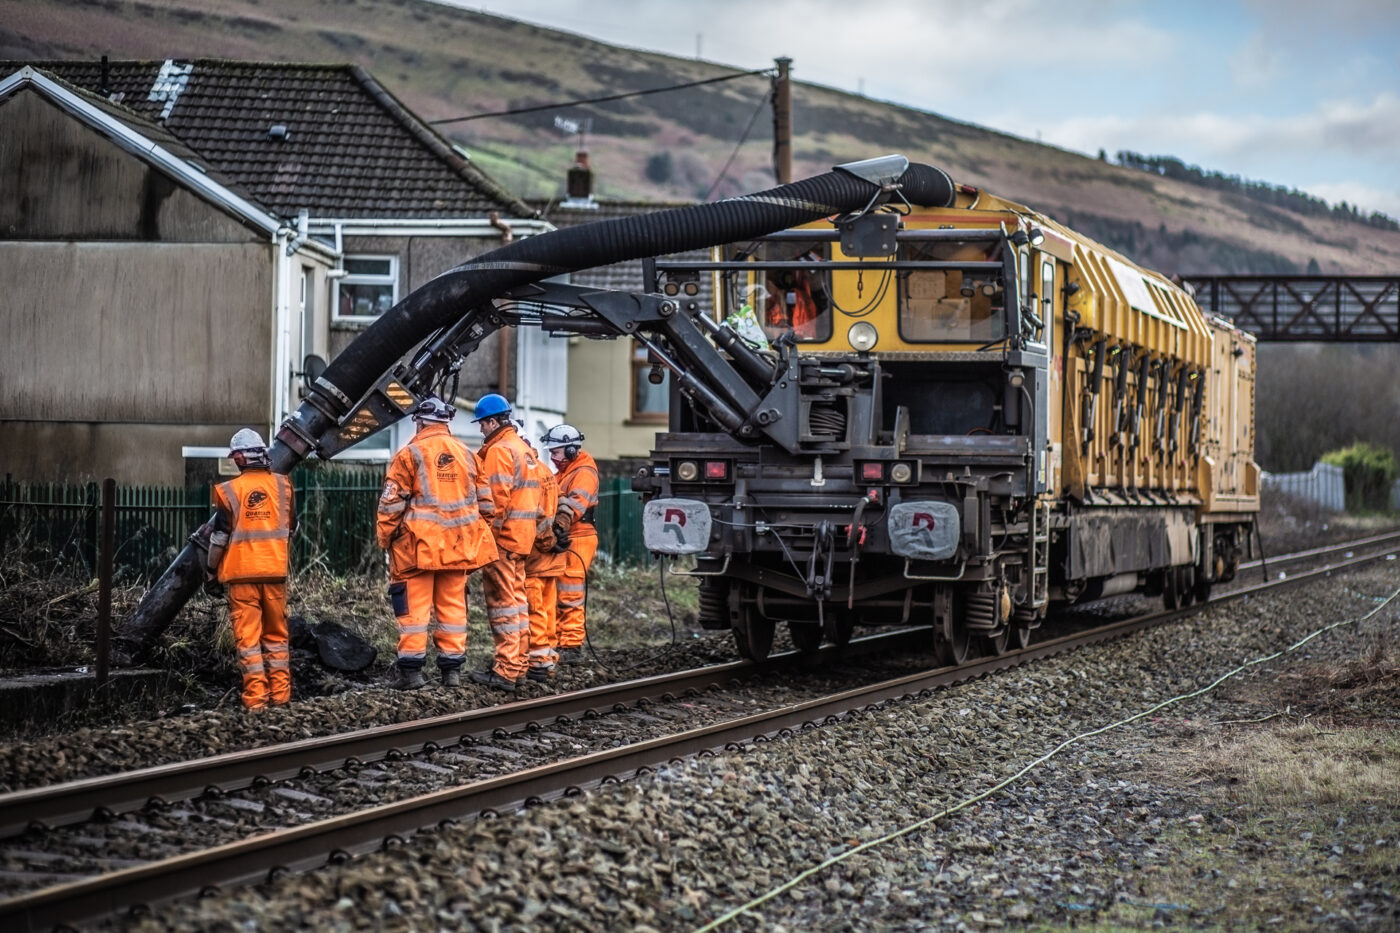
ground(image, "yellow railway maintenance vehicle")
xmin=636 ymin=157 xmax=1259 ymax=662
xmin=124 ymin=156 xmax=1256 ymax=665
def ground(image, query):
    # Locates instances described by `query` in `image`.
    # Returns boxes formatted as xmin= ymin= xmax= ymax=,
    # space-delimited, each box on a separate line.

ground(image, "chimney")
xmin=566 ymin=150 xmax=593 ymax=201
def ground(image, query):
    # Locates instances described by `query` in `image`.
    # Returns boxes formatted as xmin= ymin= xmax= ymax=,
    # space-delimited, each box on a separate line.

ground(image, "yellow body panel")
xmin=717 ymin=182 xmax=1259 ymax=516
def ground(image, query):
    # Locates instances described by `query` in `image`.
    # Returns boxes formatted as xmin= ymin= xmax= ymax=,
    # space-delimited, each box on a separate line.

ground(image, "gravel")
xmin=100 ymin=561 xmax=1400 ymax=931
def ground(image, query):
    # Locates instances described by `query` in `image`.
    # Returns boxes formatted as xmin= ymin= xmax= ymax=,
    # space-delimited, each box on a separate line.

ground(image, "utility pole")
xmin=771 ymin=57 xmax=792 ymax=184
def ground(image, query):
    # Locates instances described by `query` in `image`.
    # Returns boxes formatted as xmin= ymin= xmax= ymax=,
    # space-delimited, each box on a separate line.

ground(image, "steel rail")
xmin=3 ymin=540 xmax=1395 ymax=932
xmin=0 ymin=631 xmax=923 ymax=839
xmin=3 ymin=531 xmax=1392 ymax=840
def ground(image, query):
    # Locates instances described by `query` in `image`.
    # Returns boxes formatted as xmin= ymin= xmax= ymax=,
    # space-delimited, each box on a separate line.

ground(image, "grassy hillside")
xmin=5 ymin=0 xmax=1399 ymax=275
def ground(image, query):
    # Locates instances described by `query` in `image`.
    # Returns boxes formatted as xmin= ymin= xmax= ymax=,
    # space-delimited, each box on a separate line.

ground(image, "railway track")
xmin=2 ymin=531 xmax=1396 ymax=931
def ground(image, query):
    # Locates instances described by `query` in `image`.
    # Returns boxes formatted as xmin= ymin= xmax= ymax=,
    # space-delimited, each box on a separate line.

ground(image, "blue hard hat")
xmin=472 ymin=393 xmax=512 ymax=422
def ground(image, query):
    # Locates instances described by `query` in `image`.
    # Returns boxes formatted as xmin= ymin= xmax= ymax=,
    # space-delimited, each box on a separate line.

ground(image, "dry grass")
xmin=1070 ymin=645 xmax=1400 ymax=929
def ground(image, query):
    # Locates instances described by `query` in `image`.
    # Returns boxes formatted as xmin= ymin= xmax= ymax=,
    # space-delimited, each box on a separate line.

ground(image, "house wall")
xmin=0 ymin=88 xmax=274 ymax=484
xmin=567 ymin=339 xmax=659 ymax=460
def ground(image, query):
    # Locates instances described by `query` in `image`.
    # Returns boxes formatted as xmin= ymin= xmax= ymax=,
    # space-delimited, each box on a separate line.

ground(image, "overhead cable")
xmin=430 ymin=68 xmax=773 ymax=126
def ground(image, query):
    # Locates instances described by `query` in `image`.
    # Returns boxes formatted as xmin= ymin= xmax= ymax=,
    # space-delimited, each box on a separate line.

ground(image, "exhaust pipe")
xmin=116 ymin=157 xmax=956 ymax=661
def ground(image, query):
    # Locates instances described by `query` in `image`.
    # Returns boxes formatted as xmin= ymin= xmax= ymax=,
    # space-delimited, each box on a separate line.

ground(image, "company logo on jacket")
xmin=244 ymin=488 xmax=273 ymax=520
xmin=435 ymin=451 xmax=459 ymax=481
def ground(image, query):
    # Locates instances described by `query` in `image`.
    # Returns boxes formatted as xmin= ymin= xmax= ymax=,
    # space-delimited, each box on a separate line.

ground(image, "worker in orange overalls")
xmin=522 ymin=439 xmax=563 ymax=683
xmin=468 ymin=394 xmax=542 ymax=692
xmin=540 ymin=423 xmax=600 ymax=664
xmin=375 ymin=397 xmax=497 ymax=690
xmin=205 ymin=429 xmax=295 ymax=711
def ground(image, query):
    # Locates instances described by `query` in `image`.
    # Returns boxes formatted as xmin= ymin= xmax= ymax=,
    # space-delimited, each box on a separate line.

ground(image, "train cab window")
xmin=1033 ymin=257 xmax=1055 ymax=346
xmin=897 ymin=240 xmax=1004 ymax=343
xmin=745 ymin=241 xmax=833 ymax=343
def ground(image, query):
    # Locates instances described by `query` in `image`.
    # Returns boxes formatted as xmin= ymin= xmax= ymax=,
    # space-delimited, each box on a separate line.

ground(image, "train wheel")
xmin=1011 ymin=624 xmax=1032 ymax=650
xmin=789 ymin=621 xmax=822 ymax=654
xmin=732 ymin=610 xmax=775 ymax=661
xmin=982 ymin=628 xmax=1010 ymax=656
xmin=933 ymin=586 xmax=970 ymax=666
xmin=1192 ymin=568 xmax=1213 ymax=604
xmin=934 ymin=626 xmax=969 ymax=666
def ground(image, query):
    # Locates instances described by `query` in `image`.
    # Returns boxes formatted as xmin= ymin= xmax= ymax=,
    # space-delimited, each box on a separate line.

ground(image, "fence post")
xmin=96 ymin=478 xmax=115 ymax=687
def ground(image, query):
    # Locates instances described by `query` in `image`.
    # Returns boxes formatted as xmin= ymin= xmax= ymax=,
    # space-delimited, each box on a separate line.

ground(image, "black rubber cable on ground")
xmin=570 ymin=548 xmax=683 ymax=676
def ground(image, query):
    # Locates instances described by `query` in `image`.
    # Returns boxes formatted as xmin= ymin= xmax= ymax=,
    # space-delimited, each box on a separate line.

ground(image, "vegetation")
xmin=1255 ymin=344 xmax=1400 ymax=474
xmin=6 ymin=0 xmax=1400 ymax=277
xmin=1322 ymin=442 xmax=1400 ymax=512
xmin=1117 ymin=151 xmax=1400 ymax=232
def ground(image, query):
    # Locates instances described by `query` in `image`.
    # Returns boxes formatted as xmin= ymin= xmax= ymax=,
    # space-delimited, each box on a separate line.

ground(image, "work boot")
xmin=525 ymin=665 xmax=555 ymax=683
xmin=468 ymin=668 xmax=518 ymax=693
xmin=557 ymin=646 xmax=584 ymax=665
xmin=393 ymin=667 xmax=428 ymax=691
xmin=441 ymin=667 xmax=462 ymax=688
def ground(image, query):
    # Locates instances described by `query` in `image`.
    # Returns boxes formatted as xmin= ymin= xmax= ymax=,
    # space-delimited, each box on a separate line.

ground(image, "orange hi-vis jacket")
xmin=376 ymin=423 xmax=498 ymax=577
xmin=479 ymin=423 xmax=543 ymax=556
xmin=530 ymin=454 xmax=560 ymax=555
xmin=556 ymin=449 xmax=600 ymax=539
xmin=212 ymin=469 xmax=293 ymax=584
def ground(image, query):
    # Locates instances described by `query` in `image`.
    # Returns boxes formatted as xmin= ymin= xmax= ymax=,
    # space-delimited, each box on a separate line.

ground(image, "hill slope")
xmin=4 ymin=0 xmax=1399 ymax=275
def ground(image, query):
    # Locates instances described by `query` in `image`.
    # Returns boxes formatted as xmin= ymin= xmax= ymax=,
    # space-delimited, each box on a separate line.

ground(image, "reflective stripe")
xmin=438 ymin=622 xmax=467 ymax=635
xmin=239 ymin=661 xmax=266 ymax=673
xmin=488 ymin=604 xmax=527 ymax=619
xmin=399 ymin=623 xmax=430 ymax=634
xmin=403 ymin=507 xmax=482 ymax=528
xmin=490 ymin=619 xmax=529 ymax=634
xmin=400 ymin=651 xmax=427 ymax=660
xmin=409 ymin=445 xmax=477 ymax=513
xmin=379 ymin=499 xmax=407 ymax=515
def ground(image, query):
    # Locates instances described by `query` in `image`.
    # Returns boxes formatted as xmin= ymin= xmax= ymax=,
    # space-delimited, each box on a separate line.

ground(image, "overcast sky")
xmin=434 ymin=0 xmax=1400 ymax=219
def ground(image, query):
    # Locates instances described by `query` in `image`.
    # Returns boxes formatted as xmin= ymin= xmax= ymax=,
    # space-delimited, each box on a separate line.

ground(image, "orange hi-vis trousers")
xmin=481 ymin=554 xmax=530 ymax=681
xmin=556 ymin=535 xmax=598 ymax=650
xmin=524 ymin=574 xmax=559 ymax=672
xmin=389 ymin=569 xmax=469 ymax=670
xmin=227 ymin=582 xmax=290 ymax=709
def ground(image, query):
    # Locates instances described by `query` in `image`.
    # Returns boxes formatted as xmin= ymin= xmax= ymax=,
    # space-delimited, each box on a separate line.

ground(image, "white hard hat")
xmin=229 ymin=428 xmax=267 ymax=454
xmin=411 ymin=397 xmax=455 ymax=423
xmin=540 ymin=424 xmax=584 ymax=451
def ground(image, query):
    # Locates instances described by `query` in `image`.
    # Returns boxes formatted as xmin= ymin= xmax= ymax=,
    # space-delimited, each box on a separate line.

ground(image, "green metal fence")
xmin=0 ymin=468 xmax=651 ymax=580
xmin=594 ymin=478 xmax=647 ymax=566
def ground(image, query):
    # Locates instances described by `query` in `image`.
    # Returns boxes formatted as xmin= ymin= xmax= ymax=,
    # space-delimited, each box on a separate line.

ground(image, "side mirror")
xmin=301 ymin=354 xmax=327 ymax=382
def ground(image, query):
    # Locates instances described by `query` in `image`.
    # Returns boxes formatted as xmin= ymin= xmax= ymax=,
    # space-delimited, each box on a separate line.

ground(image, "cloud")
xmin=1036 ymin=92 xmax=1400 ymax=214
xmin=1306 ymin=181 xmax=1400 ymax=220
xmin=1229 ymin=32 xmax=1285 ymax=90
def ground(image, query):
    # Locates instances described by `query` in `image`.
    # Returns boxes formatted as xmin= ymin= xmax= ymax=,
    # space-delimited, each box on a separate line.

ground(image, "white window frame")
xmin=333 ymin=254 xmax=399 ymax=324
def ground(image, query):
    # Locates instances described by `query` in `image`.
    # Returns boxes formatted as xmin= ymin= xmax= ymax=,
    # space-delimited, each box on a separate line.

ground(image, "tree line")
xmin=1112 ymin=151 xmax=1399 ymax=232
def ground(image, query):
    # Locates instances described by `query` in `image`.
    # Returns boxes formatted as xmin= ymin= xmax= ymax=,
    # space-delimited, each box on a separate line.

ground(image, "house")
xmin=530 ymin=155 xmax=715 ymax=462
xmin=0 ymin=59 xmax=555 ymax=484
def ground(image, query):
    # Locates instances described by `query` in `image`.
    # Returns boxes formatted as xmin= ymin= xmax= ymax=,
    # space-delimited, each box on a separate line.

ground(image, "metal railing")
xmin=0 ymin=469 xmax=651 ymax=581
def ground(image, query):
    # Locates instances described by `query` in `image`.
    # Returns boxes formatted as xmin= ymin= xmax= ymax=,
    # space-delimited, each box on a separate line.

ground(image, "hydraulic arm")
xmin=115 ymin=155 xmax=957 ymax=661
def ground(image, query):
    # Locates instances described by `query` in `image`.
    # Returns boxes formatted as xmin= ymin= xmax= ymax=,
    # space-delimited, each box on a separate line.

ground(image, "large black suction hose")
xmin=120 ymin=160 xmax=955 ymax=660
xmin=272 ymin=161 xmax=955 ymax=469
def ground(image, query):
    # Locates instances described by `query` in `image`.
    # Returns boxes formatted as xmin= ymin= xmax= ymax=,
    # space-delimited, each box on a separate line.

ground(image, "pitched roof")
xmin=1 ymin=66 xmax=342 ymax=253
xmin=19 ymin=59 xmax=535 ymax=221
xmin=530 ymin=198 xmax=712 ymax=295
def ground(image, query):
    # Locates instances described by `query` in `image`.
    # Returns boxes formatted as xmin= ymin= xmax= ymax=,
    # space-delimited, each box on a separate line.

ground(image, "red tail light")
xmin=860 ymin=462 xmax=885 ymax=482
xmin=704 ymin=460 xmax=730 ymax=480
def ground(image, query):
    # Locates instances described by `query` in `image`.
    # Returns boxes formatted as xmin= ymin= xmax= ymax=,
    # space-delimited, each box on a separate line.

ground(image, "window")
xmin=721 ymin=241 xmax=833 ymax=344
xmin=1035 ymin=257 xmax=1055 ymax=347
xmin=334 ymin=256 xmax=398 ymax=323
xmin=630 ymin=342 xmax=669 ymax=423
xmin=897 ymin=239 xmax=1004 ymax=343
